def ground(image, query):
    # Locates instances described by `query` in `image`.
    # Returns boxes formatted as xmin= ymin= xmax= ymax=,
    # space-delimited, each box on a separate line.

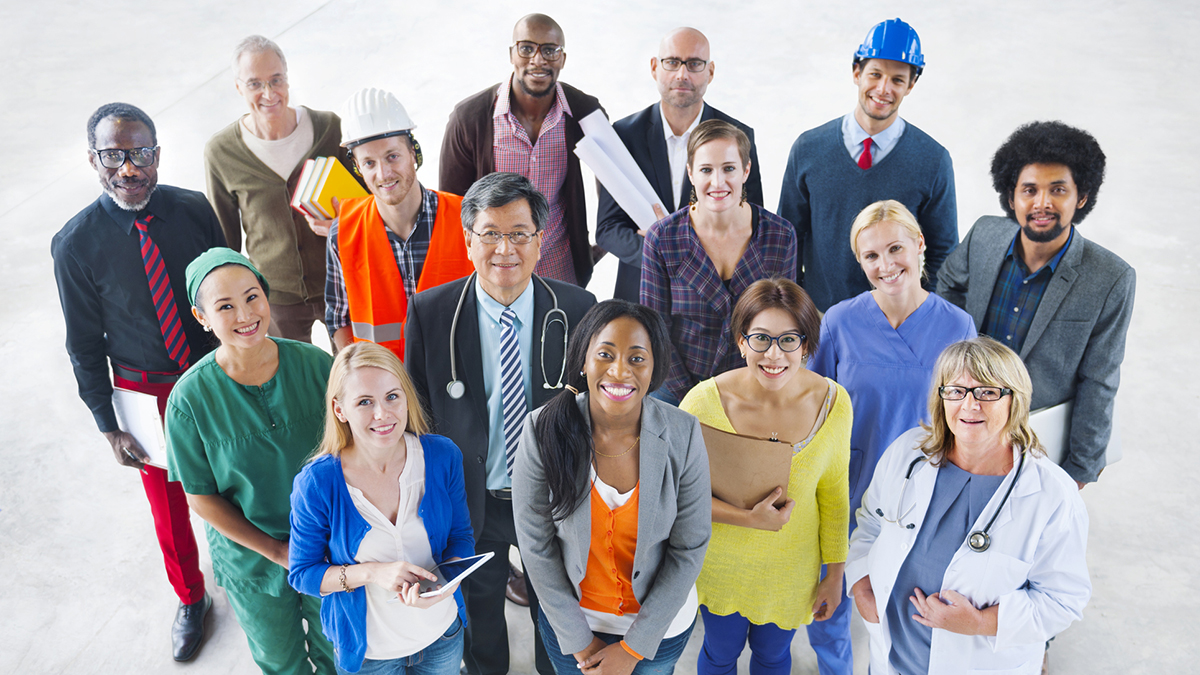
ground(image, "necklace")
xmin=594 ymin=436 xmax=639 ymax=458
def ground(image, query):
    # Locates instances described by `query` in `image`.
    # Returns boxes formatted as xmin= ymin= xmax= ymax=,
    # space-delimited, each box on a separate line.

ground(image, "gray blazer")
xmin=512 ymin=394 xmax=711 ymax=660
xmin=937 ymin=215 xmax=1136 ymax=483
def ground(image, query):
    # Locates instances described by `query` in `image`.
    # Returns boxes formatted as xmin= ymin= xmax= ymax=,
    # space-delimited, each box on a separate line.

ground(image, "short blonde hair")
xmin=919 ymin=337 xmax=1044 ymax=465
xmin=849 ymin=200 xmax=926 ymax=280
xmin=312 ymin=343 xmax=429 ymax=460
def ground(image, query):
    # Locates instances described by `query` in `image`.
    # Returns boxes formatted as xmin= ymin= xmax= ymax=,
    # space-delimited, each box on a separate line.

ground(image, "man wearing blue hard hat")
xmin=779 ymin=17 xmax=958 ymax=315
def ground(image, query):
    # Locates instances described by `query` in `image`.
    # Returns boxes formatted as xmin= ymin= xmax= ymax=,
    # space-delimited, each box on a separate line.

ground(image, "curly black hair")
xmin=86 ymin=102 xmax=157 ymax=149
xmin=990 ymin=121 xmax=1105 ymax=223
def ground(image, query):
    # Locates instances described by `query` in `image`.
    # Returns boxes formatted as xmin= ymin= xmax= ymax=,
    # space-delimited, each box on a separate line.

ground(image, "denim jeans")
xmin=538 ymin=608 xmax=695 ymax=675
xmin=337 ymin=617 xmax=464 ymax=675
xmin=696 ymin=606 xmax=796 ymax=675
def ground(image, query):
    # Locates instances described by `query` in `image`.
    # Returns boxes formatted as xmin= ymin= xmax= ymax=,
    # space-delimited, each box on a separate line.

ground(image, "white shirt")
xmin=348 ymin=433 xmax=456 ymax=659
xmin=660 ymin=103 xmax=705 ymax=209
xmin=846 ymin=428 xmax=1091 ymax=675
xmin=841 ymin=112 xmax=906 ymax=166
xmin=240 ymin=106 xmax=314 ymax=180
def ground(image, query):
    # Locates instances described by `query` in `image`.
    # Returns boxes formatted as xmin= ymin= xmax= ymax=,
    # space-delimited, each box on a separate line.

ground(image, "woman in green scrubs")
xmin=165 ymin=248 xmax=335 ymax=674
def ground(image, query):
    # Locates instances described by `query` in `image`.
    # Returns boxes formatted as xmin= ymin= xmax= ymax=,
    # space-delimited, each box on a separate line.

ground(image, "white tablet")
xmin=417 ymin=552 xmax=495 ymax=597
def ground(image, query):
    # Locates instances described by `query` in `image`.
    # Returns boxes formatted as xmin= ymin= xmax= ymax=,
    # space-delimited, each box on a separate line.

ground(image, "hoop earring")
xmin=740 ymin=185 xmax=748 ymax=206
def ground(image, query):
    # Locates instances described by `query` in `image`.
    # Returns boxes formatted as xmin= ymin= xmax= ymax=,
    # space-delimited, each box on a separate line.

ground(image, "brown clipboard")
xmin=700 ymin=423 xmax=793 ymax=509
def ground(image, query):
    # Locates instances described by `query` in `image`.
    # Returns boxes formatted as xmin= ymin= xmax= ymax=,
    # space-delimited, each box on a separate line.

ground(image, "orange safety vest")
xmin=338 ymin=191 xmax=474 ymax=360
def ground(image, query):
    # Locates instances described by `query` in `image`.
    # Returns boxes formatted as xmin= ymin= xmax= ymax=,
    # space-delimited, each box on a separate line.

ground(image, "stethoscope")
xmin=878 ymin=450 xmax=1026 ymax=553
xmin=445 ymin=272 xmax=569 ymax=400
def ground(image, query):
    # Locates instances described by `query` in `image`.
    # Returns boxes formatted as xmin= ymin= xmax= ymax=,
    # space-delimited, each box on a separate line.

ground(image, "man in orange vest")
xmin=325 ymin=87 xmax=474 ymax=358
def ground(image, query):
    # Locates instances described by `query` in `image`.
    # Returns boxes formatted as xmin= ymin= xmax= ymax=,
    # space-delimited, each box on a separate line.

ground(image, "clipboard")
xmin=112 ymin=387 xmax=169 ymax=469
xmin=700 ymin=424 xmax=793 ymax=509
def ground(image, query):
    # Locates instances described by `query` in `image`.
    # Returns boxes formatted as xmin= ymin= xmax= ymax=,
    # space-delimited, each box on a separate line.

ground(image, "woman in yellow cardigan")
xmin=680 ymin=277 xmax=850 ymax=675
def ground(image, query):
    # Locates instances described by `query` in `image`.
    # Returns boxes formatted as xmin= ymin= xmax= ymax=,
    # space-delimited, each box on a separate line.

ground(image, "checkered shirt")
xmin=981 ymin=228 xmax=1074 ymax=353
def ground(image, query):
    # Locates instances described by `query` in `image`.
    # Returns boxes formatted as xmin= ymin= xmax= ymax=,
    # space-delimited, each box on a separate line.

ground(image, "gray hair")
xmin=460 ymin=172 xmax=549 ymax=232
xmin=231 ymin=35 xmax=287 ymax=76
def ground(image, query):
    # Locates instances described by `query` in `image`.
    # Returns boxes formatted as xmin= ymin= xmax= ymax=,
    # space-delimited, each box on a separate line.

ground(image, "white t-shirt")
xmin=240 ymin=106 xmax=314 ymax=180
xmin=348 ymin=433 xmax=456 ymax=659
xmin=659 ymin=103 xmax=705 ymax=210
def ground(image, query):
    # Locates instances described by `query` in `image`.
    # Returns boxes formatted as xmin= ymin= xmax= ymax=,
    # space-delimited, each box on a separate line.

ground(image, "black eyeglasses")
xmin=238 ymin=75 xmax=288 ymax=92
xmin=513 ymin=41 xmax=564 ymax=61
xmin=659 ymin=57 xmax=708 ymax=73
xmin=92 ymin=147 xmax=159 ymax=169
xmin=741 ymin=332 xmax=805 ymax=353
xmin=938 ymin=386 xmax=1013 ymax=402
xmin=470 ymin=228 xmax=540 ymax=246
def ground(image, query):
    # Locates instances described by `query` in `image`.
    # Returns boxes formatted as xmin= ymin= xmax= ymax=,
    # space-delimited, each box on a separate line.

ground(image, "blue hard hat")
xmin=854 ymin=18 xmax=925 ymax=76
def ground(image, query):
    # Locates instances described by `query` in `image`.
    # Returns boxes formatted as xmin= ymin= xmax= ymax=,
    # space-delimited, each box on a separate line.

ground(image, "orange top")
xmin=579 ymin=482 xmax=641 ymax=617
xmin=337 ymin=191 xmax=473 ymax=360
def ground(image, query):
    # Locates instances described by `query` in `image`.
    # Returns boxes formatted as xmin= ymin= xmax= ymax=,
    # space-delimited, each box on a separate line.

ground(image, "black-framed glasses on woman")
xmin=938 ymin=385 xmax=1013 ymax=402
xmin=513 ymin=41 xmax=564 ymax=61
xmin=92 ymin=147 xmax=159 ymax=169
xmin=741 ymin=332 xmax=805 ymax=353
xmin=659 ymin=57 xmax=708 ymax=73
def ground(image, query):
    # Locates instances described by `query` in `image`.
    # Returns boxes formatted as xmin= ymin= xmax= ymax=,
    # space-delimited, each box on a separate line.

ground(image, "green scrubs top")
xmin=166 ymin=338 xmax=332 ymax=595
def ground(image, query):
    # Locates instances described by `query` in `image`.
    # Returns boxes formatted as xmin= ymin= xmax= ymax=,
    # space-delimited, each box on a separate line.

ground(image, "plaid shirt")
xmin=492 ymin=77 xmax=576 ymax=284
xmin=325 ymin=187 xmax=437 ymax=335
xmin=641 ymin=205 xmax=798 ymax=401
xmin=981 ymin=228 xmax=1074 ymax=353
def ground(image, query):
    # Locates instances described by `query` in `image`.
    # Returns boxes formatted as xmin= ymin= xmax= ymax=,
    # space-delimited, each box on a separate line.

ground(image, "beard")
xmin=1021 ymin=215 xmax=1067 ymax=243
xmin=517 ymin=69 xmax=557 ymax=98
xmin=103 ymin=178 xmax=157 ymax=212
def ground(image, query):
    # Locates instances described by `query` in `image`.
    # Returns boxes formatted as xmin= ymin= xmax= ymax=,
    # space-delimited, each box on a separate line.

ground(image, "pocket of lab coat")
xmin=970 ymin=552 xmax=1033 ymax=607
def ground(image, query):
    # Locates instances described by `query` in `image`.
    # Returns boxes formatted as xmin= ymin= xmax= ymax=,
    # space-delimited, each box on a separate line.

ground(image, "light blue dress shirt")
xmin=841 ymin=113 xmax=906 ymax=165
xmin=475 ymin=278 xmax=535 ymax=489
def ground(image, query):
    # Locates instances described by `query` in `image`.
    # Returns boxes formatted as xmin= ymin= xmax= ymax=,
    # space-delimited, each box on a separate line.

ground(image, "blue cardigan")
xmin=288 ymin=434 xmax=475 ymax=673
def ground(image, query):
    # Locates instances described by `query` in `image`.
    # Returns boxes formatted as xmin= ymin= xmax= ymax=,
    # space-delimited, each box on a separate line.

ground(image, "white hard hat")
xmin=340 ymin=87 xmax=417 ymax=148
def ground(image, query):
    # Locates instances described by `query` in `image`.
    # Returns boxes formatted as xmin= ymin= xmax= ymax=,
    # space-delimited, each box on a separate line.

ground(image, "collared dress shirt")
xmin=660 ymin=103 xmax=705 ymax=209
xmin=981 ymin=228 xmax=1074 ymax=352
xmin=51 ymin=186 xmax=226 ymax=432
xmin=841 ymin=113 xmax=906 ymax=166
xmin=325 ymin=186 xmax=437 ymax=334
xmin=492 ymin=77 xmax=576 ymax=284
xmin=475 ymin=278 xmax=535 ymax=490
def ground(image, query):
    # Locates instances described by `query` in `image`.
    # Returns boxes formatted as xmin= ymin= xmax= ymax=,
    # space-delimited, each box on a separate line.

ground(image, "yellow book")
xmin=312 ymin=157 xmax=367 ymax=218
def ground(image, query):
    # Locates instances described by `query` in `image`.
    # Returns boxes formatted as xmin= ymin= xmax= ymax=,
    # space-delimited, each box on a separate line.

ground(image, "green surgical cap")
xmin=185 ymin=247 xmax=270 ymax=306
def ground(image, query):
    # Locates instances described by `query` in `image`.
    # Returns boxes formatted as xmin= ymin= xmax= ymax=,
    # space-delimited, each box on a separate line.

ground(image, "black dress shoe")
xmin=172 ymin=592 xmax=211 ymax=662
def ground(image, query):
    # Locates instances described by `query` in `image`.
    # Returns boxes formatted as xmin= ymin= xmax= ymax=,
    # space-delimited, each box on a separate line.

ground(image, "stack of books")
xmin=291 ymin=157 xmax=368 ymax=219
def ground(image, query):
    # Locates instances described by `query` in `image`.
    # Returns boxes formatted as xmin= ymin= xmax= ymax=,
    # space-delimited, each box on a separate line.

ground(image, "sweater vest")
xmin=338 ymin=191 xmax=473 ymax=359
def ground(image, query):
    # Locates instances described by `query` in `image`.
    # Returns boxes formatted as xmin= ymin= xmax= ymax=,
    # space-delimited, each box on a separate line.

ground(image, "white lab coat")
xmin=845 ymin=428 xmax=1091 ymax=675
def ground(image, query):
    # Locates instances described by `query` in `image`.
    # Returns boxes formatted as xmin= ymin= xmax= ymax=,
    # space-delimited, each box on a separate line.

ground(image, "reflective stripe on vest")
xmin=338 ymin=190 xmax=474 ymax=360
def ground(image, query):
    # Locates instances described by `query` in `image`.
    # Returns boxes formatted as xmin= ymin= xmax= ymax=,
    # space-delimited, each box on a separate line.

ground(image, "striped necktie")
xmin=499 ymin=307 xmax=527 ymax=476
xmin=858 ymin=137 xmax=873 ymax=170
xmin=134 ymin=214 xmax=191 ymax=370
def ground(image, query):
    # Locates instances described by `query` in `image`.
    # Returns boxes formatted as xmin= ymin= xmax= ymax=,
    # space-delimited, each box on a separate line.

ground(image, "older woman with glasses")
xmin=847 ymin=337 xmax=1090 ymax=675
xmin=640 ymin=119 xmax=795 ymax=406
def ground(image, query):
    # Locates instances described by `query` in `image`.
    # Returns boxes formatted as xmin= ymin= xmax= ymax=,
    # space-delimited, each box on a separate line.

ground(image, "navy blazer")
xmin=405 ymin=275 xmax=597 ymax=540
xmin=595 ymin=102 xmax=764 ymax=301
xmin=937 ymin=216 xmax=1136 ymax=483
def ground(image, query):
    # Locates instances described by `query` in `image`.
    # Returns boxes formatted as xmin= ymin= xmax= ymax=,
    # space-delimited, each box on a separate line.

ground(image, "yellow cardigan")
xmin=680 ymin=377 xmax=851 ymax=629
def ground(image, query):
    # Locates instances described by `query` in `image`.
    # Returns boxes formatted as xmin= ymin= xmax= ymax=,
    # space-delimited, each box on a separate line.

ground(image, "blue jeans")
xmin=538 ymin=609 xmax=694 ymax=675
xmin=337 ymin=617 xmax=464 ymax=675
xmin=696 ymin=607 xmax=795 ymax=675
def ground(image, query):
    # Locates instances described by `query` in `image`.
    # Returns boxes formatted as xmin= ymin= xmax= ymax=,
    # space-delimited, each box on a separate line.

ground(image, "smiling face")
xmin=333 ymin=366 xmax=409 ymax=453
xmin=352 ymin=135 xmax=418 ymax=208
xmin=236 ymin=49 xmax=289 ymax=125
xmin=192 ymin=265 xmax=271 ymax=348
xmin=584 ymin=316 xmax=654 ymax=419
xmin=852 ymin=59 xmax=915 ymax=131
xmin=652 ymin=28 xmax=712 ymax=111
xmin=943 ymin=372 xmax=1011 ymax=452
xmin=738 ymin=308 xmax=807 ymax=391
xmin=89 ymin=117 xmax=159 ymax=211
xmin=855 ymin=220 xmax=925 ymax=295
xmin=510 ymin=19 xmax=565 ymax=98
xmin=686 ymin=138 xmax=749 ymax=214
xmin=1010 ymin=163 xmax=1086 ymax=248
xmin=465 ymin=198 xmax=542 ymax=305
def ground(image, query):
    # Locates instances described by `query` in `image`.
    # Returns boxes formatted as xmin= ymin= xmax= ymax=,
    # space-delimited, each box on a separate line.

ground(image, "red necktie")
xmin=858 ymin=137 xmax=873 ymax=170
xmin=135 ymin=214 xmax=191 ymax=370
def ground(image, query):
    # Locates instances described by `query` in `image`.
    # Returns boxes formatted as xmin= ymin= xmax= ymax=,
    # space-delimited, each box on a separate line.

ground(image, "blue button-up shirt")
xmin=475 ymin=279 xmax=535 ymax=489
xmin=981 ymin=228 xmax=1074 ymax=353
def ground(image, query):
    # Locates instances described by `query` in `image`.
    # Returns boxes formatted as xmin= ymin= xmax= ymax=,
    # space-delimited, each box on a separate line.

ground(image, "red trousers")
xmin=113 ymin=371 xmax=206 ymax=605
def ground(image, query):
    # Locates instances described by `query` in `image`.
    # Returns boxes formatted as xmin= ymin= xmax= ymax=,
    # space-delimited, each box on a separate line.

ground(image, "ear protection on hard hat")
xmin=853 ymin=17 xmax=925 ymax=79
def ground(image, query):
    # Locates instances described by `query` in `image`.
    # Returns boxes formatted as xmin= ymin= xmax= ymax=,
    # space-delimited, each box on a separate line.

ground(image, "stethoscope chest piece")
xmin=447 ymin=380 xmax=465 ymax=400
xmin=968 ymin=531 xmax=991 ymax=553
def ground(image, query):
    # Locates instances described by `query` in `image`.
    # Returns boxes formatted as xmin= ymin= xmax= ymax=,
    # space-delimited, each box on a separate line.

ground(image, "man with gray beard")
xmin=51 ymin=103 xmax=226 ymax=662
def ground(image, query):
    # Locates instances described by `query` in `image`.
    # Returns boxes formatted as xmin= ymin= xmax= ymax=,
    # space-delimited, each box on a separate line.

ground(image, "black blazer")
xmin=405 ymin=275 xmax=597 ymax=540
xmin=595 ymin=102 xmax=764 ymax=302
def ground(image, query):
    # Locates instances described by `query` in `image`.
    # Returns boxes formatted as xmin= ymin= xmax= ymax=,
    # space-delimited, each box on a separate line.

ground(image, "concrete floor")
xmin=2 ymin=0 xmax=1197 ymax=672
